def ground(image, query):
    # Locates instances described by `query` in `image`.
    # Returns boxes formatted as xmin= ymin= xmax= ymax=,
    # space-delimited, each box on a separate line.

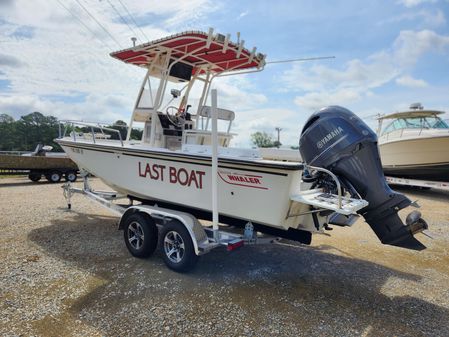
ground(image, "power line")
xmin=116 ymin=0 xmax=149 ymax=41
xmin=55 ymin=0 xmax=112 ymax=49
xmin=104 ymin=0 xmax=142 ymax=43
xmin=73 ymin=0 xmax=123 ymax=49
xmin=266 ymin=56 xmax=335 ymax=64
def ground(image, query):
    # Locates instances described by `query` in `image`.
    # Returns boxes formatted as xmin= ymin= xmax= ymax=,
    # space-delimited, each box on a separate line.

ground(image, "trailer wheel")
xmin=65 ymin=171 xmax=77 ymax=182
xmin=123 ymin=213 xmax=158 ymax=258
xmin=160 ymin=221 xmax=198 ymax=272
xmin=46 ymin=171 xmax=62 ymax=183
xmin=28 ymin=173 xmax=41 ymax=182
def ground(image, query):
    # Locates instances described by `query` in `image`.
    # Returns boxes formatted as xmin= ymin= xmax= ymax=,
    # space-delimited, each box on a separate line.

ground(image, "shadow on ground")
xmin=28 ymin=211 xmax=449 ymax=337
xmin=0 ymin=178 xmax=61 ymax=188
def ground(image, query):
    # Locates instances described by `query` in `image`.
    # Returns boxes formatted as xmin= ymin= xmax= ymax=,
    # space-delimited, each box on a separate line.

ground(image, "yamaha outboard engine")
xmin=299 ymin=106 xmax=427 ymax=250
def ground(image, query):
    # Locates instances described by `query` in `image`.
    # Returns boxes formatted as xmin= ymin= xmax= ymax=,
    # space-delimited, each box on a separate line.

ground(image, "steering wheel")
xmin=166 ymin=106 xmax=186 ymax=127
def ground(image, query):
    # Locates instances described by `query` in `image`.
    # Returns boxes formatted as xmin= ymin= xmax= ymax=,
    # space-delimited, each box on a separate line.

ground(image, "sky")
xmin=0 ymin=0 xmax=448 ymax=147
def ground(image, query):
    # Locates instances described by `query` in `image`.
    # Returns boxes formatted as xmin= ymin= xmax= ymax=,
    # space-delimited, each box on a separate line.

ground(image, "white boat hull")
xmin=59 ymin=140 xmax=312 ymax=231
xmin=379 ymin=133 xmax=449 ymax=180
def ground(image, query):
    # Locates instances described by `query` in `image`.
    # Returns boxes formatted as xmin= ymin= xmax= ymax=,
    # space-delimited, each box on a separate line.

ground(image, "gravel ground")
xmin=1 ymin=176 xmax=449 ymax=337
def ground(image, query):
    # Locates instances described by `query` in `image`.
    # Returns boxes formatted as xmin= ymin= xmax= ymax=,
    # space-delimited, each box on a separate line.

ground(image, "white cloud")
xmin=396 ymin=75 xmax=428 ymax=87
xmin=380 ymin=9 xmax=446 ymax=28
xmin=237 ymin=11 xmax=249 ymax=20
xmin=213 ymin=76 xmax=268 ymax=110
xmin=0 ymin=53 xmax=24 ymax=68
xmin=393 ymin=29 xmax=449 ymax=67
xmin=0 ymin=93 xmax=132 ymax=123
xmin=117 ymin=0 xmax=219 ymax=31
xmin=294 ymin=89 xmax=362 ymax=110
xmin=397 ymin=0 xmax=438 ymax=7
xmin=285 ymin=29 xmax=449 ymax=111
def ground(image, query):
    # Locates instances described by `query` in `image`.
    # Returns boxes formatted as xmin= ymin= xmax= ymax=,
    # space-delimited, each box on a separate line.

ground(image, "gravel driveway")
xmin=1 ymin=176 xmax=448 ymax=337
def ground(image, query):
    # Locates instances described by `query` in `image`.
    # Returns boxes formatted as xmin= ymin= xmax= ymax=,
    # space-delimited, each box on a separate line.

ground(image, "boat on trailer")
xmin=58 ymin=30 xmax=428 ymax=272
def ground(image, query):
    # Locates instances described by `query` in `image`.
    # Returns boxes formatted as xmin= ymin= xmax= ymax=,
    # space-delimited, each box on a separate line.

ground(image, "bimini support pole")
xmin=211 ymin=89 xmax=219 ymax=241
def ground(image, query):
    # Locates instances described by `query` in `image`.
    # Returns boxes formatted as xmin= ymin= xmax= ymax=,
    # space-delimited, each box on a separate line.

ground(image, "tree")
xmin=273 ymin=140 xmax=282 ymax=148
xmin=250 ymin=131 xmax=275 ymax=148
xmin=107 ymin=120 xmax=128 ymax=141
xmin=107 ymin=120 xmax=143 ymax=141
xmin=0 ymin=114 xmax=17 ymax=150
xmin=0 ymin=111 xmax=62 ymax=151
xmin=0 ymin=114 xmax=14 ymax=123
xmin=17 ymin=112 xmax=61 ymax=151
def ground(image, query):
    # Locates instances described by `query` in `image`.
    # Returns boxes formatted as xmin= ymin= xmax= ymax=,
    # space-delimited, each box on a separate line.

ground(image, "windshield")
xmin=382 ymin=116 xmax=449 ymax=135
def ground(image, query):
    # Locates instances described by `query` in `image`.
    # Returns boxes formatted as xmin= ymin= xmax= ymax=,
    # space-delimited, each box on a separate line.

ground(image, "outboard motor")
xmin=299 ymin=106 xmax=427 ymax=250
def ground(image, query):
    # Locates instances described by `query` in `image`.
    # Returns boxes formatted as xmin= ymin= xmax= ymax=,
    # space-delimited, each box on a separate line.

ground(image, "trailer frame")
xmin=385 ymin=176 xmax=449 ymax=192
xmin=62 ymin=175 xmax=283 ymax=272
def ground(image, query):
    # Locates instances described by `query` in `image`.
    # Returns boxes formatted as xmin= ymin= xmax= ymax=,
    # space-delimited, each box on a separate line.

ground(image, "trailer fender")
xmin=118 ymin=208 xmax=139 ymax=230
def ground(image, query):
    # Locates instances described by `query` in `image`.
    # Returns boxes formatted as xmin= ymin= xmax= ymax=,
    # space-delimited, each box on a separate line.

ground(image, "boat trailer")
xmin=62 ymin=174 xmax=289 ymax=272
xmin=62 ymin=163 xmax=368 ymax=273
xmin=385 ymin=176 xmax=449 ymax=192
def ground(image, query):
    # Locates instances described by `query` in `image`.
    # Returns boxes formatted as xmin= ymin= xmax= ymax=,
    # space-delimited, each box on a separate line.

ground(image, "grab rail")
xmin=59 ymin=120 xmax=124 ymax=147
xmin=305 ymin=164 xmax=343 ymax=209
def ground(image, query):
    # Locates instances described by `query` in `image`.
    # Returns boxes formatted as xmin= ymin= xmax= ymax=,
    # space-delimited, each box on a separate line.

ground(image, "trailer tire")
xmin=65 ymin=171 xmax=77 ymax=182
xmin=123 ymin=213 xmax=158 ymax=258
xmin=28 ymin=173 xmax=41 ymax=182
xmin=160 ymin=221 xmax=199 ymax=273
xmin=46 ymin=171 xmax=62 ymax=183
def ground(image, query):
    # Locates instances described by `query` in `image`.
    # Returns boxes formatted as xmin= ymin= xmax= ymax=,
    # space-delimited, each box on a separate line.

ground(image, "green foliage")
xmin=105 ymin=120 xmax=143 ymax=141
xmin=250 ymin=131 xmax=275 ymax=148
xmin=0 ymin=112 xmax=61 ymax=151
xmin=273 ymin=140 xmax=282 ymax=148
xmin=0 ymin=113 xmax=143 ymax=151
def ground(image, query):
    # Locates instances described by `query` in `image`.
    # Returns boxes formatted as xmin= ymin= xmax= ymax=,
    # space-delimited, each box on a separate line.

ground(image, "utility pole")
xmin=275 ymin=127 xmax=282 ymax=148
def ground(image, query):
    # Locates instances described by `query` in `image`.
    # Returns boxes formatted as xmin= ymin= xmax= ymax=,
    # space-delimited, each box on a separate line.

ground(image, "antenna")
xmin=236 ymin=32 xmax=241 ymax=44
xmin=266 ymin=56 xmax=335 ymax=64
xmin=131 ymin=37 xmax=137 ymax=47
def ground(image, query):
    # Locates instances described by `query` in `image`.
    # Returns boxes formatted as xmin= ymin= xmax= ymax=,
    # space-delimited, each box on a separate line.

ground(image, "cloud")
xmin=0 ymin=53 xmax=23 ymax=68
xmin=0 ymin=0 xmax=221 ymax=98
xmin=0 ymin=93 xmax=133 ymax=122
xmin=237 ymin=11 xmax=249 ymax=20
xmin=285 ymin=29 xmax=449 ymax=111
xmin=397 ymin=0 xmax=438 ymax=7
xmin=0 ymin=0 xmax=14 ymax=8
xmin=393 ymin=29 xmax=449 ymax=67
xmin=380 ymin=9 xmax=446 ymax=28
xmin=213 ymin=76 xmax=268 ymax=110
xmin=118 ymin=0 xmax=219 ymax=30
xmin=395 ymin=75 xmax=428 ymax=87
xmin=294 ymin=89 xmax=362 ymax=110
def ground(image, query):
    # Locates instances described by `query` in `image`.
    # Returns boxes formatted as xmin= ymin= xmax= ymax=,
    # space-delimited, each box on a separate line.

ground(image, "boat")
xmin=377 ymin=103 xmax=449 ymax=181
xmin=57 ymin=30 xmax=428 ymax=251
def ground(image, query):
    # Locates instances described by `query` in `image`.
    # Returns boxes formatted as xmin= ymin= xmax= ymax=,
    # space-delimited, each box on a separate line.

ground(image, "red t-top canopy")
xmin=110 ymin=31 xmax=265 ymax=75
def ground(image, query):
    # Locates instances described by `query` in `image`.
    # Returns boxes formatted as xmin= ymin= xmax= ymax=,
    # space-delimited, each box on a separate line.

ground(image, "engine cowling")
xmin=299 ymin=106 xmax=427 ymax=250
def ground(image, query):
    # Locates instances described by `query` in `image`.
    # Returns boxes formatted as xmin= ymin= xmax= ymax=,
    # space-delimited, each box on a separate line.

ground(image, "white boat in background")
xmin=56 ymin=30 xmax=428 ymax=255
xmin=377 ymin=103 xmax=449 ymax=181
